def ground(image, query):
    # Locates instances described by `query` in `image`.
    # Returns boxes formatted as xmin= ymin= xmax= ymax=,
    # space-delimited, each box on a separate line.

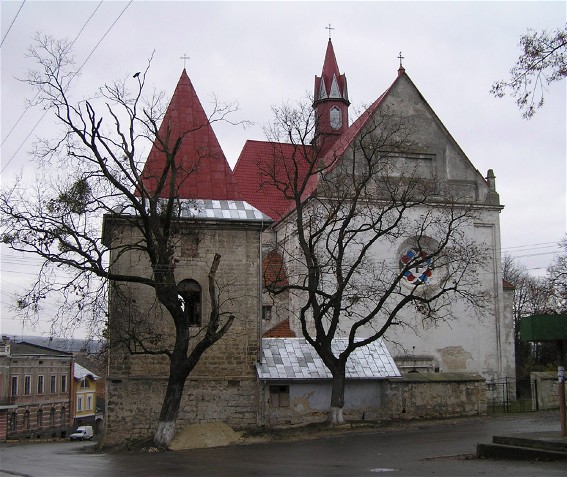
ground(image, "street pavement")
xmin=1 ymin=411 xmax=566 ymax=477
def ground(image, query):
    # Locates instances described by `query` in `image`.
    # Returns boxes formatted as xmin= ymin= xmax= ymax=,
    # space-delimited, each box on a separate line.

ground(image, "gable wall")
xmin=270 ymin=73 xmax=513 ymax=382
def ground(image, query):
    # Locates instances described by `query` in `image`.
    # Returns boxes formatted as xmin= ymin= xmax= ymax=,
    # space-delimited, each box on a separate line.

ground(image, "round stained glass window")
xmin=400 ymin=248 xmax=433 ymax=285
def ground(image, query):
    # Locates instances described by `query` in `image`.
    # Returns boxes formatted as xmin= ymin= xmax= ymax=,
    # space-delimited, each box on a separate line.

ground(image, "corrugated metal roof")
xmin=256 ymin=337 xmax=400 ymax=381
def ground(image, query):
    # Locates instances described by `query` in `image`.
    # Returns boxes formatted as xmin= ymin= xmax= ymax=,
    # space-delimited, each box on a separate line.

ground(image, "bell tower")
xmin=313 ymin=38 xmax=350 ymax=156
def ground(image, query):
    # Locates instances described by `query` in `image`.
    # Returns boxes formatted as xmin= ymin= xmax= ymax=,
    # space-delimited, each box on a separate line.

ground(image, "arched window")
xmin=178 ymin=279 xmax=202 ymax=327
xmin=330 ymin=106 xmax=342 ymax=130
xmin=24 ymin=410 xmax=30 ymax=429
xmin=50 ymin=407 xmax=56 ymax=426
xmin=61 ymin=406 xmax=66 ymax=426
xmin=37 ymin=409 xmax=43 ymax=428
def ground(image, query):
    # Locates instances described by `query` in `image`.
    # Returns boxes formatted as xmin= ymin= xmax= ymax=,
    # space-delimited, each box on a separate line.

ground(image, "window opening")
xmin=269 ymin=385 xmax=290 ymax=407
xmin=178 ymin=279 xmax=202 ymax=327
xmin=9 ymin=412 xmax=16 ymax=431
xmin=262 ymin=305 xmax=273 ymax=321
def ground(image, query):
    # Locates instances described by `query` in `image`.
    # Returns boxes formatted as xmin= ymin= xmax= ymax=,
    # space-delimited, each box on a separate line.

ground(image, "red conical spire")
xmin=139 ymin=69 xmax=242 ymax=201
xmin=313 ymin=40 xmax=349 ymax=156
xmin=314 ymin=39 xmax=349 ymax=103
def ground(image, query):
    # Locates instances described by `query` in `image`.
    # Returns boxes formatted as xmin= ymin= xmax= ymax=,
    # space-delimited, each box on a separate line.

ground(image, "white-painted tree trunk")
xmin=154 ymin=420 xmax=176 ymax=448
xmin=328 ymin=406 xmax=345 ymax=426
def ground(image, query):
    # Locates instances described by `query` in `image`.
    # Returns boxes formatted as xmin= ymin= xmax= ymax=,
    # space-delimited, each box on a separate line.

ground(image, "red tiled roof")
xmin=263 ymin=319 xmax=296 ymax=338
xmin=138 ymin=69 xmax=242 ymax=201
xmin=234 ymin=72 xmax=405 ymax=221
xmin=263 ymin=249 xmax=289 ymax=288
xmin=233 ymin=140 xmax=313 ymax=220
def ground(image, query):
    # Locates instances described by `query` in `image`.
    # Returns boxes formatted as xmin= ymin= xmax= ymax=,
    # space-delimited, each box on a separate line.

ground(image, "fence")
xmin=486 ymin=377 xmax=535 ymax=413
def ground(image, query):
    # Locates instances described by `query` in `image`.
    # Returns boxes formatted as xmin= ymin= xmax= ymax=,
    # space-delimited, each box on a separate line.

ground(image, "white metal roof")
xmin=256 ymin=337 xmax=401 ymax=381
xmin=74 ymin=362 xmax=99 ymax=381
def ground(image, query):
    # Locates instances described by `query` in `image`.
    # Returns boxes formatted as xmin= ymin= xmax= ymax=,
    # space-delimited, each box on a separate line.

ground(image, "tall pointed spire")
xmin=139 ymin=69 xmax=242 ymax=201
xmin=313 ymin=39 xmax=349 ymax=156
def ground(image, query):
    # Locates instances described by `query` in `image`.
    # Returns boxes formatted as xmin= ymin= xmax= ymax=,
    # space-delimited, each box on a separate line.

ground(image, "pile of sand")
xmin=169 ymin=422 xmax=242 ymax=450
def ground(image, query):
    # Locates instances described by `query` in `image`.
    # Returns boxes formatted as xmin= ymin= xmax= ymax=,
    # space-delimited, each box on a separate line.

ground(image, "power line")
xmin=1 ymin=0 xmax=132 ymax=174
xmin=1 ymin=1 xmax=104 ymax=149
xmin=0 ymin=0 xmax=26 ymax=48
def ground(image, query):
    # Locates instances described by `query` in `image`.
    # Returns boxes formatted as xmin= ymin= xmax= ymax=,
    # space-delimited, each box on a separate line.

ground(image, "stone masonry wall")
xmin=386 ymin=373 xmax=487 ymax=419
xmin=104 ymin=376 xmax=258 ymax=445
xmin=260 ymin=373 xmax=487 ymax=427
xmin=104 ymin=218 xmax=263 ymax=445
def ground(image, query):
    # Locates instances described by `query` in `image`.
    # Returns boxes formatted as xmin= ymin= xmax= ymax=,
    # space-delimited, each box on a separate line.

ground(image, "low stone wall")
xmin=260 ymin=373 xmax=487 ymax=426
xmin=386 ymin=373 xmax=487 ymax=419
xmin=531 ymin=371 xmax=566 ymax=410
xmin=103 ymin=377 xmax=258 ymax=445
xmin=103 ymin=373 xmax=486 ymax=444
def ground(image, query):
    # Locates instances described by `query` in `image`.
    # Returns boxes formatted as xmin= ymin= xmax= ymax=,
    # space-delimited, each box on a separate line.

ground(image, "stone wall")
xmin=531 ymin=371 xmax=566 ymax=410
xmin=259 ymin=373 xmax=487 ymax=426
xmin=386 ymin=373 xmax=487 ymax=419
xmin=103 ymin=217 xmax=264 ymax=445
xmin=104 ymin=376 xmax=258 ymax=445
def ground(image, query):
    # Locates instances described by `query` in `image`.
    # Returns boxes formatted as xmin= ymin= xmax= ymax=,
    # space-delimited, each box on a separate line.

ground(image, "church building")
xmin=103 ymin=39 xmax=514 ymax=442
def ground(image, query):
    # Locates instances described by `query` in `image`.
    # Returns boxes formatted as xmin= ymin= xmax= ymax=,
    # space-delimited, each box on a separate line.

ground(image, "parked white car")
xmin=69 ymin=425 xmax=94 ymax=441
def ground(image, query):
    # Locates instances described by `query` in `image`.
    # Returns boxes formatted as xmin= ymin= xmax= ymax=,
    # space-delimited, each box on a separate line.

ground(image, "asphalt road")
xmin=1 ymin=411 xmax=565 ymax=477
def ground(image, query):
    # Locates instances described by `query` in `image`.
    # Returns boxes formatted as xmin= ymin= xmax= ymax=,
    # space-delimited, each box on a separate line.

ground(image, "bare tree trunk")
xmin=154 ymin=364 xmax=187 ymax=447
xmin=328 ymin=366 xmax=346 ymax=426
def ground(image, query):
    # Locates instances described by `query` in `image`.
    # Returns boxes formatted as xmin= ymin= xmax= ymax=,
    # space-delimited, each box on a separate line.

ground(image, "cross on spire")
xmin=180 ymin=53 xmax=190 ymax=69
xmin=398 ymin=51 xmax=404 ymax=68
xmin=325 ymin=23 xmax=335 ymax=40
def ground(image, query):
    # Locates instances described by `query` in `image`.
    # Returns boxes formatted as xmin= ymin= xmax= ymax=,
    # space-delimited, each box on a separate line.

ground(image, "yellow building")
xmin=72 ymin=363 xmax=98 ymax=428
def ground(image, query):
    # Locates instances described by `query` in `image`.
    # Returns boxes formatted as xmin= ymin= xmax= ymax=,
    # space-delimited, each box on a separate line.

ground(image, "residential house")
xmin=72 ymin=363 xmax=99 ymax=429
xmin=0 ymin=336 xmax=73 ymax=441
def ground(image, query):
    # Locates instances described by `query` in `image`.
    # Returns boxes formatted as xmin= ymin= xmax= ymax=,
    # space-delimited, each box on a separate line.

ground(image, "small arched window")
xmin=330 ymin=106 xmax=342 ymax=130
xmin=178 ymin=279 xmax=202 ymax=327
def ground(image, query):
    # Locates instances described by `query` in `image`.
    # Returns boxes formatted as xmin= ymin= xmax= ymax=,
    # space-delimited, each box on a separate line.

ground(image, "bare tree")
xmin=491 ymin=24 xmax=567 ymax=118
xmin=547 ymin=236 xmax=567 ymax=313
xmin=502 ymin=254 xmax=555 ymax=379
xmin=262 ymin=99 xmax=490 ymax=425
xmin=0 ymin=36 xmax=239 ymax=447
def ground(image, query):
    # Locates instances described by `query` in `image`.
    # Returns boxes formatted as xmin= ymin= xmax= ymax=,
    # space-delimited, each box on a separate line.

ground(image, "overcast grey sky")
xmin=1 ymin=0 xmax=565 ymax=337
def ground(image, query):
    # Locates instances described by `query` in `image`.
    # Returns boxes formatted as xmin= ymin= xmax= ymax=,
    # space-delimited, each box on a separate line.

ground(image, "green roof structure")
xmin=520 ymin=314 xmax=567 ymax=342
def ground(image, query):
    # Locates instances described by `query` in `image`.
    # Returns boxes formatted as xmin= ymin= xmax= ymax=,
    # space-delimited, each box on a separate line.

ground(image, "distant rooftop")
xmin=74 ymin=362 xmax=100 ymax=381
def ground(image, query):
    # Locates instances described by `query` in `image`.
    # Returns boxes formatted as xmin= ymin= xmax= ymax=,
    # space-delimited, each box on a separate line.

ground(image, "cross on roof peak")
xmin=180 ymin=53 xmax=190 ymax=69
xmin=398 ymin=52 xmax=404 ymax=68
xmin=325 ymin=23 xmax=335 ymax=40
